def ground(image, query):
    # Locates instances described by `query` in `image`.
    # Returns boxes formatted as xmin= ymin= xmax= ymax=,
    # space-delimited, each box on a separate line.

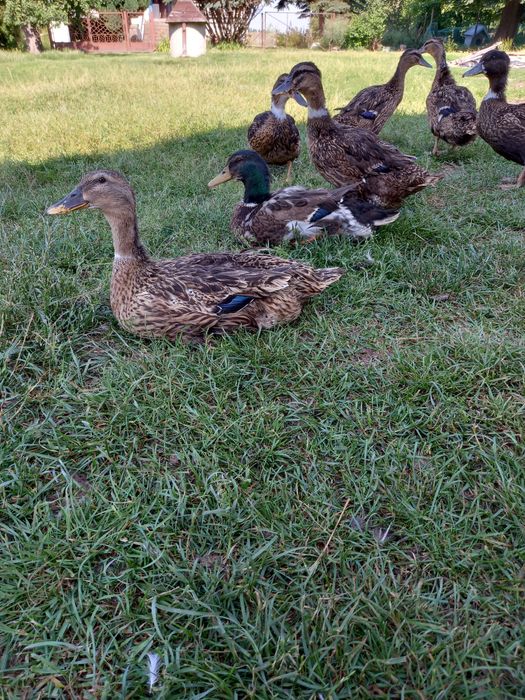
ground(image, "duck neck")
xmin=104 ymin=208 xmax=149 ymax=261
xmin=387 ymin=57 xmax=410 ymax=89
xmin=240 ymin=166 xmax=271 ymax=205
xmin=485 ymin=73 xmax=507 ymax=101
xmin=271 ymin=95 xmax=288 ymax=121
xmin=305 ymin=85 xmax=329 ymax=120
xmin=432 ymin=48 xmax=452 ymax=85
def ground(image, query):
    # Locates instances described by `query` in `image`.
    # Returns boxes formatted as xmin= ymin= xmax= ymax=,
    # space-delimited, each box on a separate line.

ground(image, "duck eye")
xmin=98 ymin=176 xmax=106 ymax=184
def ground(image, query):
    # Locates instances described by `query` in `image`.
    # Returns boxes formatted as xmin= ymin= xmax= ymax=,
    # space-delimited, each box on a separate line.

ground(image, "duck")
xmin=273 ymin=62 xmax=442 ymax=209
xmin=419 ymin=38 xmax=477 ymax=156
xmin=464 ymin=49 xmax=525 ymax=189
xmin=46 ymin=170 xmax=345 ymax=342
xmin=208 ymin=150 xmax=400 ymax=245
xmin=247 ymin=73 xmax=303 ymax=182
xmin=334 ymin=49 xmax=432 ymax=133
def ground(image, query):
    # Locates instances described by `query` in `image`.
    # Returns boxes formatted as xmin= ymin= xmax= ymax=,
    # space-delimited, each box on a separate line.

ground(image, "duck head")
xmin=208 ymin=150 xmax=271 ymax=204
xmin=47 ymin=170 xmax=135 ymax=218
xmin=271 ymin=72 xmax=306 ymax=110
xmin=272 ymin=62 xmax=322 ymax=108
xmin=463 ymin=49 xmax=510 ymax=79
xmin=399 ymin=48 xmax=432 ymax=69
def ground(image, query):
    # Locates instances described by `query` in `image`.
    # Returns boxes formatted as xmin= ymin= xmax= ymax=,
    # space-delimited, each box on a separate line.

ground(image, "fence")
xmin=54 ymin=12 xmax=157 ymax=53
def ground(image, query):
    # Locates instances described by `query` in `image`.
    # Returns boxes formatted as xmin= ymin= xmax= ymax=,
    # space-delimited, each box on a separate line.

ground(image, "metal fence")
xmin=56 ymin=12 xmax=156 ymax=53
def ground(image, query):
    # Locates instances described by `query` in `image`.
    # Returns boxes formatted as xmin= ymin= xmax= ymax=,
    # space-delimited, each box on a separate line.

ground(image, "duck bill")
xmin=292 ymin=91 xmax=308 ymax=106
xmin=418 ymin=56 xmax=432 ymax=68
xmin=463 ymin=62 xmax=484 ymax=77
xmin=208 ymin=167 xmax=233 ymax=188
xmin=47 ymin=188 xmax=88 ymax=215
xmin=272 ymin=75 xmax=294 ymax=96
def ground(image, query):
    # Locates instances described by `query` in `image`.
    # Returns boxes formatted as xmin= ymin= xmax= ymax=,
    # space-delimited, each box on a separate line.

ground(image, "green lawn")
xmin=1 ymin=47 xmax=524 ymax=699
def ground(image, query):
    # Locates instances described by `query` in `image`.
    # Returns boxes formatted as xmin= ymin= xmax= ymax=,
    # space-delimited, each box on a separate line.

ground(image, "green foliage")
xmin=344 ymin=0 xmax=388 ymax=48
xmin=319 ymin=16 xmax=349 ymax=48
xmin=500 ymin=36 xmax=515 ymax=50
xmin=275 ymin=28 xmax=311 ymax=48
xmin=214 ymin=40 xmax=245 ymax=50
xmin=4 ymin=0 xmax=91 ymax=27
xmin=155 ymin=36 xmax=170 ymax=53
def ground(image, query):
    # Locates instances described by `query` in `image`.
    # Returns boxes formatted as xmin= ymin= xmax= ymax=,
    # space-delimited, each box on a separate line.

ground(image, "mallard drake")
xmin=208 ymin=150 xmax=400 ymax=245
xmin=247 ymin=73 xmax=303 ymax=182
xmin=464 ymin=50 xmax=525 ymax=189
xmin=46 ymin=170 xmax=344 ymax=342
xmin=334 ymin=49 xmax=432 ymax=133
xmin=420 ymin=38 xmax=477 ymax=156
xmin=273 ymin=62 xmax=442 ymax=209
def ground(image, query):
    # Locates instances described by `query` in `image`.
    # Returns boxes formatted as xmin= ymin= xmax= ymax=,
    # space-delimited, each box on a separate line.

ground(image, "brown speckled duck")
xmin=420 ymin=38 xmax=477 ymax=156
xmin=273 ymin=63 xmax=442 ymax=209
xmin=47 ymin=170 xmax=344 ymax=342
xmin=247 ymin=73 xmax=302 ymax=182
xmin=464 ymin=50 xmax=525 ymax=189
xmin=334 ymin=49 xmax=432 ymax=133
xmin=208 ymin=150 xmax=400 ymax=245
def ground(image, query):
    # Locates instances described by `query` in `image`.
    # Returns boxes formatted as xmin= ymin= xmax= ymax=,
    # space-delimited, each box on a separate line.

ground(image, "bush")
xmin=344 ymin=0 xmax=387 ymax=50
xmin=155 ymin=37 xmax=170 ymax=53
xmin=214 ymin=40 xmax=244 ymax=50
xmin=275 ymin=29 xmax=310 ymax=49
xmin=319 ymin=17 xmax=349 ymax=50
xmin=381 ymin=26 xmax=419 ymax=49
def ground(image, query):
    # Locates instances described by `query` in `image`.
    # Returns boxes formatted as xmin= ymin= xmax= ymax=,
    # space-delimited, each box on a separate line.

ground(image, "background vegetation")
xmin=1 ymin=47 xmax=524 ymax=698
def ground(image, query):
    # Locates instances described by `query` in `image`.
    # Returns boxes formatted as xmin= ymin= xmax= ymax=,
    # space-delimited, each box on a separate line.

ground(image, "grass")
xmin=1 ymin=47 xmax=524 ymax=698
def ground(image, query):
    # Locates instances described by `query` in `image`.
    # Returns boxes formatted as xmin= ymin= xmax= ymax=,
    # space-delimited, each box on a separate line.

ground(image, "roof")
xmin=465 ymin=24 xmax=488 ymax=36
xmin=166 ymin=0 xmax=207 ymax=23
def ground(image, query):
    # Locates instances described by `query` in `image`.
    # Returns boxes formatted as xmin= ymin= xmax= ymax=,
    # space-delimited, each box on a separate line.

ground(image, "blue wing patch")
xmin=438 ymin=106 xmax=456 ymax=119
xmin=310 ymin=206 xmax=332 ymax=223
xmin=216 ymin=294 xmax=255 ymax=315
xmin=360 ymin=110 xmax=377 ymax=120
xmin=373 ymin=164 xmax=390 ymax=174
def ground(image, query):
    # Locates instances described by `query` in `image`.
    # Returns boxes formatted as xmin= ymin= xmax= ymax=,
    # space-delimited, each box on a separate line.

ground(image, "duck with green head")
xmin=209 ymin=150 xmax=400 ymax=245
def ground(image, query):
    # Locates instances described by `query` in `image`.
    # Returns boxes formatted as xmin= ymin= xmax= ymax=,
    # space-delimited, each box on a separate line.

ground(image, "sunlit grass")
xmin=1 ymin=48 xmax=524 ymax=698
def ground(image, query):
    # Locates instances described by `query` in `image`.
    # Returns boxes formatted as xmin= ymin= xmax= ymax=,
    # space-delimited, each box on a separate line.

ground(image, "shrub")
xmin=344 ymin=0 xmax=387 ymax=50
xmin=500 ymin=37 xmax=515 ymax=52
xmin=214 ymin=40 xmax=245 ymax=50
xmin=155 ymin=37 xmax=170 ymax=53
xmin=319 ymin=17 xmax=349 ymax=50
xmin=381 ymin=26 xmax=419 ymax=49
xmin=275 ymin=29 xmax=310 ymax=49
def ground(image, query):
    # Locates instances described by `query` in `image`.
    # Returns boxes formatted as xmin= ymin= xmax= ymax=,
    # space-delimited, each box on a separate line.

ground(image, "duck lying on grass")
xmin=273 ymin=62 xmax=443 ymax=209
xmin=464 ymin=50 xmax=525 ymax=189
xmin=334 ymin=49 xmax=432 ymax=133
xmin=47 ymin=170 xmax=344 ymax=342
xmin=420 ymin=38 xmax=477 ymax=156
xmin=208 ymin=150 xmax=400 ymax=245
xmin=247 ymin=73 xmax=303 ymax=183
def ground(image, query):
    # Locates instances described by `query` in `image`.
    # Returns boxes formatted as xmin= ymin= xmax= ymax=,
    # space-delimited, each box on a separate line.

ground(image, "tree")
xmin=494 ymin=0 xmax=524 ymax=39
xmin=194 ymin=0 xmax=261 ymax=45
xmin=3 ymin=0 xmax=91 ymax=52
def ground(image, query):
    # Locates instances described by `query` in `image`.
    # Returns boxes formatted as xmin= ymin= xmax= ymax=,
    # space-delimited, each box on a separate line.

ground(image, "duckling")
xmin=334 ymin=49 xmax=432 ymax=133
xmin=464 ymin=50 xmax=525 ymax=189
xmin=46 ymin=171 xmax=344 ymax=342
xmin=420 ymin=38 xmax=477 ymax=156
xmin=273 ymin=63 xmax=442 ymax=209
xmin=247 ymin=73 xmax=303 ymax=183
xmin=208 ymin=150 xmax=400 ymax=245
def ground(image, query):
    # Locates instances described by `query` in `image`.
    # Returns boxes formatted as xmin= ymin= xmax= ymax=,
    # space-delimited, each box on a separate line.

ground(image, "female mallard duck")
xmin=208 ymin=150 xmax=400 ymax=245
xmin=420 ymin=38 xmax=477 ymax=156
xmin=273 ymin=62 xmax=442 ymax=209
xmin=46 ymin=170 xmax=344 ymax=342
xmin=247 ymin=73 xmax=303 ymax=182
xmin=334 ymin=49 xmax=432 ymax=133
xmin=464 ymin=50 xmax=525 ymax=189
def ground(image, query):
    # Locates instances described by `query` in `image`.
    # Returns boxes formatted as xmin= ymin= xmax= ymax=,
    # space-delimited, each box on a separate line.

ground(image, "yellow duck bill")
xmin=47 ymin=188 xmax=89 ymax=215
xmin=208 ymin=167 xmax=233 ymax=188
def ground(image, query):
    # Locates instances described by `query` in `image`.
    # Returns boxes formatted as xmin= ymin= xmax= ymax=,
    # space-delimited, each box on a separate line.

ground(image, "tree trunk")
xmin=494 ymin=0 xmax=524 ymax=41
xmin=22 ymin=24 xmax=43 ymax=53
